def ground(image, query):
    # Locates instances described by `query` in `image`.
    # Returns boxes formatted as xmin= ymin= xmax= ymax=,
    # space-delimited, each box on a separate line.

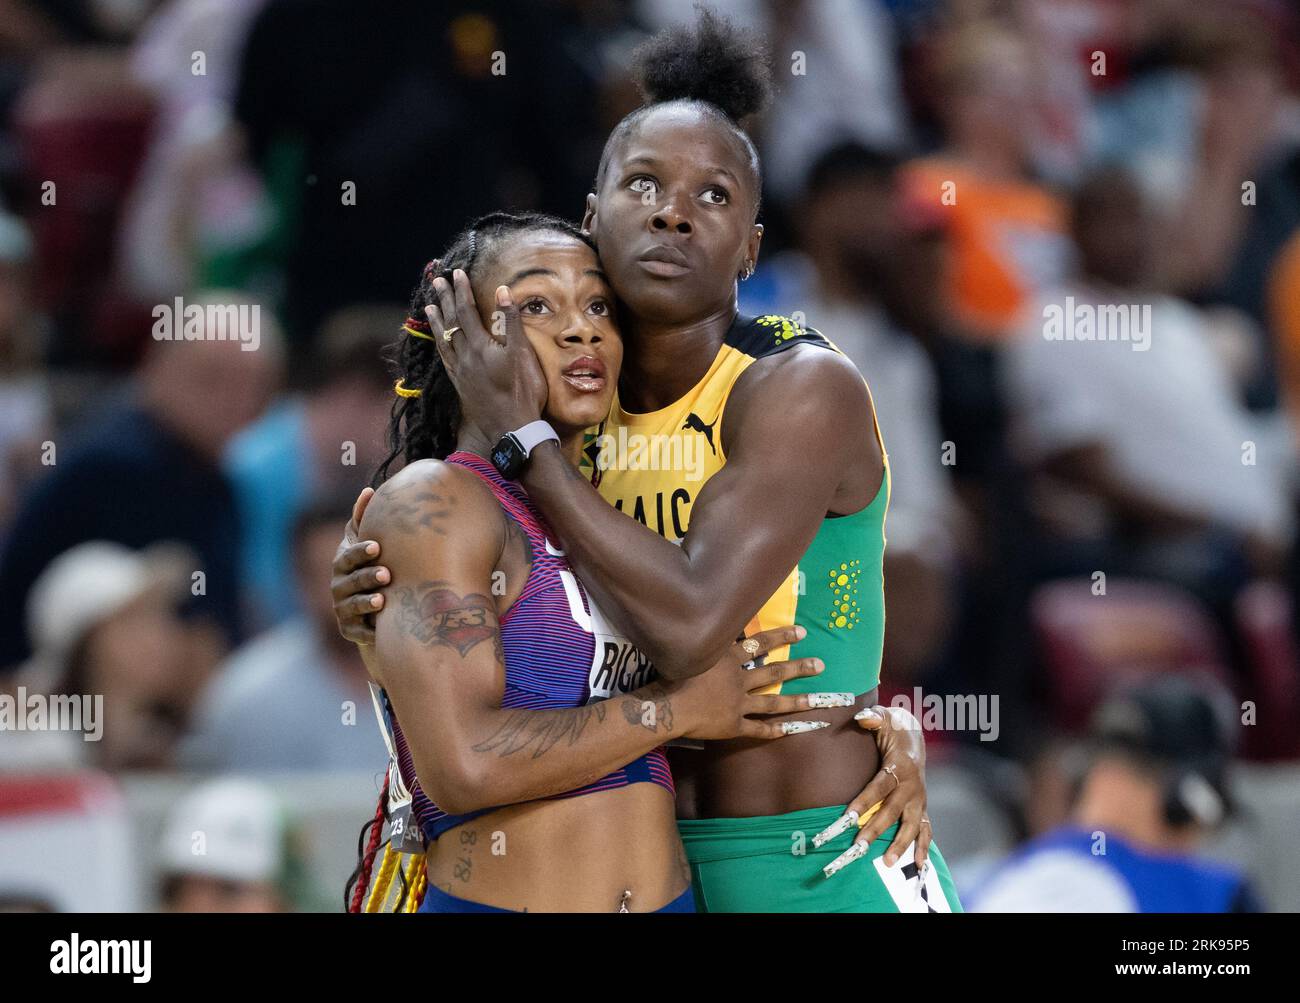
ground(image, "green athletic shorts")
xmin=677 ymin=804 xmax=963 ymax=913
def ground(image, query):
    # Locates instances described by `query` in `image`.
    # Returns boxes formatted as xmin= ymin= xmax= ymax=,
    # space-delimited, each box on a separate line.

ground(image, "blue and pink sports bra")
xmin=385 ymin=450 xmax=674 ymax=843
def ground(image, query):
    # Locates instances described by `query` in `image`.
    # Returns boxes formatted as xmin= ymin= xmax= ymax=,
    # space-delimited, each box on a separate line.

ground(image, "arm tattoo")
xmin=472 ymin=700 xmax=608 ymax=759
xmin=453 ymin=827 xmax=476 ymax=884
xmin=501 ymin=509 xmax=535 ymax=576
xmin=396 ymin=581 xmax=497 ymax=657
xmin=381 ymin=479 xmax=456 ymax=536
xmin=619 ymin=684 xmax=674 ymax=733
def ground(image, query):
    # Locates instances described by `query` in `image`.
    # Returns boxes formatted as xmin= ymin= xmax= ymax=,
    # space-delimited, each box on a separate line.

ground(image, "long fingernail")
xmin=781 ymin=721 xmax=830 ymax=735
xmin=806 ymin=692 xmax=855 ymax=709
xmin=823 ymin=841 xmax=868 ymax=878
xmin=811 ymin=809 xmax=859 ymax=848
xmin=853 ymin=708 xmax=882 ymax=721
xmin=911 ymin=862 xmax=930 ymax=905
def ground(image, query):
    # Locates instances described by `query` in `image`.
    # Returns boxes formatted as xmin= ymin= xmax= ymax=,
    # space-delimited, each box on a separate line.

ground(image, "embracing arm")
xmin=360 ymin=461 xmax=690 ymax=813
xmin=359 ymin=461 xmax=824 ymax=813
xmin=519 ymin=347 xmax=880 ymax=678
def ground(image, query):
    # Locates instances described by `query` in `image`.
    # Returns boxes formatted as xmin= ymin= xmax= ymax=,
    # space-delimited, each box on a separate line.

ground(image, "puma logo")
xmin=681 ymin=412 xmax=717 ymax=455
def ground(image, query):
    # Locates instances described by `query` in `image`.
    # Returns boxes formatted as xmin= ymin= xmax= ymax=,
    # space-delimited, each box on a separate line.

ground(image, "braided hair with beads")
xmin=349 ymin=210 xmax=597 ymax=913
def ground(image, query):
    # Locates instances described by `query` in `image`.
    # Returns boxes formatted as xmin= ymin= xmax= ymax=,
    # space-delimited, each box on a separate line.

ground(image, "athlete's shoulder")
xmin=724 ymin=335 xmax=872 ymax=464
xmin=725 ymin=313 xmax=839 ymax=360
xmin=374 ymin=456 xmax=489 ymax=497
xmin=722 ymin=315 xmax=870 ymax=449
xmin=363 ymin=458 xmax=500 ymax=545
xmin=730 ymin=314 xmax=864 ymax=397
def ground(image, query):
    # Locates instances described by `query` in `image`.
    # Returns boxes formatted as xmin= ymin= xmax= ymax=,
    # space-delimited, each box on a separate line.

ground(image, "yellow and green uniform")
xmin=582 ymin=313 xmax=962 ymax=913
xmin=582 ymin=313 xmax=890 ymax=696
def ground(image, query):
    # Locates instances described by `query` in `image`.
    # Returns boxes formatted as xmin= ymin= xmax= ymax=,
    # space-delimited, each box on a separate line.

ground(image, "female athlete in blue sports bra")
xmin=349 ymin=212 xmax=836 ymax=912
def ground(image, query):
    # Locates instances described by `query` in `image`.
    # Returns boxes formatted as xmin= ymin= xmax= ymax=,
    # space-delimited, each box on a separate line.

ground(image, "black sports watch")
xmin=490 ymin=421 xmax=560 ymax=479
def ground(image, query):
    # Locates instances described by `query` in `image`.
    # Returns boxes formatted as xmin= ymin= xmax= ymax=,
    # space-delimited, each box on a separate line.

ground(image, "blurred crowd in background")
xmin=0 ymin=0 xmax=1298 ymax=912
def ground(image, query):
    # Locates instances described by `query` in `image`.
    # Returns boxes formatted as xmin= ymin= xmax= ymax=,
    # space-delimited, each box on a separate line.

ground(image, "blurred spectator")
xmin=1268 ymin=224 xmax=1300 ymax=648
xmin=11 ymin=39 xmax=155 ymax=366
xmin=1090 ymin=4 xmax=1286 ymax=293
xmin=879 ymin=171 xmax=1014 ymax=492
xmin=869 ymin=148 xmax=1041 ymax=724
xmin=0 ymin=292 xmax=283 ymax=671
xmin=1202 ymin=14 xmax=1300 ymax=415
xmin=1003 ymin=167 xmax=1293 ymax=615
xmin=1025 ymin=2 xmax=1298 ymax=411
xmin=904 ymin=23 xmax=1070 ymax=342
xmin=742 ymin=141 xmax=959 ymax=680
xmin=231 ymin=0 xmax=609 ymax=349
xmin=0 ymin=208 xmax=49 ymax=527
xmin=1268 ymin=226 xmax=1300 ymax=444
xmin=179 ymin=492 xmax=385 ymax=772
xmin=969 ymin=674 xmax=1261 ymax=912
xmin=158 ymin=777 xmax=291 ymax=912
xmin=117 ymin=0 xmax=275 ymax=302
xmin=2 ymin=541 xmax=202 ymax=771
xmin=225 ymin=303 xmax=394 ymax=629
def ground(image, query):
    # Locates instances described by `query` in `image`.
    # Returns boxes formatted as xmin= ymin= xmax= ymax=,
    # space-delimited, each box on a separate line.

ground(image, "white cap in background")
xmin=22 ymin=540 xmax=192 ymax=690
xmin=159 ymin=777 xmax=286 ymax=884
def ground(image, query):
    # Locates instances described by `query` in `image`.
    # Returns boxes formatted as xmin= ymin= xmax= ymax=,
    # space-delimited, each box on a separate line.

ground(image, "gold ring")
xmin=920 ymin=817 xmax=931 ymax=827
xmin=883 ymin=763 xmax=900 ymax=792
xmin=741 ymin=638 xmax=761 ymax=658
xmin=442 ymin=326 xmax=462 ymax=343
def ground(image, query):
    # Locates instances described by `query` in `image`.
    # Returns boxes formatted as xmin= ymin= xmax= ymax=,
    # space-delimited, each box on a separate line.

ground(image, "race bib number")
xmin=874 ymin=842 xmax=953 ymax=913
xmin=388 ymin=799 xmax=425 ymax=854
xmin=549 ymin=540 xmax=657 ymax=703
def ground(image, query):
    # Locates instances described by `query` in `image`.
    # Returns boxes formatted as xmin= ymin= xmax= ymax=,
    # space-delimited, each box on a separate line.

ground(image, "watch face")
xmin=491 ymin=438 xmax=523 ymax=478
